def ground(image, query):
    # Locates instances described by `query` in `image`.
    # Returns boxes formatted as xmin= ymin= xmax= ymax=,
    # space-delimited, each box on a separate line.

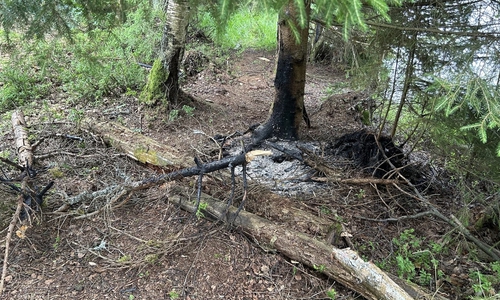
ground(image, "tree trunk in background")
xmin=255 ymin=0 xmax=310 ymax=141
xmin=391 ymin=31 xmax=416 ymax=138
xmin=140 ymin=0 xmax=189 ymax=106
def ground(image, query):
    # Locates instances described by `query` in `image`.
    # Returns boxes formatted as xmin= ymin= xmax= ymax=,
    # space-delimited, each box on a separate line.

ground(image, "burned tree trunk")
xmin=255 ymin=0 xmax=310 ymax=141
xmin=140 ymin=0 xmax=190 ymax=106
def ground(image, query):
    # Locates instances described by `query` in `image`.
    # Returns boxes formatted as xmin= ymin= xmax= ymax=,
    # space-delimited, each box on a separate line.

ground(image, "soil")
xmin=0 ymin=49 xmax=498 ymax=300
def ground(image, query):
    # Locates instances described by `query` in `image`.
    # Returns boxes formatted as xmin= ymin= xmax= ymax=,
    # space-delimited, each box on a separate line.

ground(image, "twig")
xmin=355 ymin=211 xmax=434 ymax=222
xmin=392 ymin=182 xmax=500 ymax=260
xmin=0 ymin=184 xmax=24 ymax=296
xmin=233 ymin=162 xmax=248 ymax=220
xmin=0 ymin=157 xmax=23 ymax=171
xmin=36 ymin=151 xmax=102 ymax=160
xmin=74 ymin=188 xmax=128 ymax=220
xmin=312 ymin=177 xmax=404 ymax=185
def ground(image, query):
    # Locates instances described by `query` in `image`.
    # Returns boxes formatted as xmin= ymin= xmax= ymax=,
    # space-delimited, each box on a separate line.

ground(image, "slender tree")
xmin=140 ymin=0 xmax=190 ymax=106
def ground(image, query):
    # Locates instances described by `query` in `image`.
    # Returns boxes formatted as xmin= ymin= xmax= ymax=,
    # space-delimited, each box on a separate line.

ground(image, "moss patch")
xmin=140 ymin=59 xmax=169 ymax=106
xmin=133 ymin=147 xmax=172 ymax=166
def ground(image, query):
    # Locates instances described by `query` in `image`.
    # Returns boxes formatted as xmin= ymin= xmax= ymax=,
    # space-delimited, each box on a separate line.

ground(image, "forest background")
xmin=1 ymin=0 xmax=500 ymax=299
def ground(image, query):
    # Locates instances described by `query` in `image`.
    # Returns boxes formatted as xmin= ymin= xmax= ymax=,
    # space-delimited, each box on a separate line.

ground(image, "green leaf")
xmin=287 ymin=19 xmax=301 ymax=43
xmin=293 ymin=0 xmax=307 ymax=28
xmin=460 ymin=123 xmax=481 ymax=131
xmin=479 ymin=127 xmax=487 ymax=143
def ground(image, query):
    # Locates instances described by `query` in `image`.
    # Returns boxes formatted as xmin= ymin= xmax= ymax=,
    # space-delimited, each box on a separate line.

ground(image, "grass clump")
xmin=197 ymin=5 xmax=277 ymax=51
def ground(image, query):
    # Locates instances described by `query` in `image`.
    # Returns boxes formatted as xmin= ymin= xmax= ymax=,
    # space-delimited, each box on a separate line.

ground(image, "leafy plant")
xmin=117 ymin=255 xmax=131 ymax=263
xmin=313 ymin=264 xmax=326 ymax=272
xmin=144 ymin=254 xmax=159 ymax=264
xmin=68 ymin=108 xmax=84 ymax=124
xmin=355 ymin=188 xmax=365 ymax=199
xmin=196 ymin=201 xmax=208 ymax=219
xmin=168 ymin=290 xmax=180 ymax=300
xmin=470 ymin=270 xmax=495 ymax=298
xmin=53 ymin=235 xmax=61 ymax=250
xmin=326 ymin=288 xmax=337 ymax=299
xmin=391 ymin=229 xmax=445 ymax=286
xmin=168 ymin=109 xmax=179 ymax=122
xmin=182 ymin=105 xmax=195 ymax=116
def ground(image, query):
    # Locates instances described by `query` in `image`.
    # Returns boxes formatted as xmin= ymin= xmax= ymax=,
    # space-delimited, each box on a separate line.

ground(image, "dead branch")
xmin=12 ymin=111 xmax=33 ymax=170
xmin=0 ymin=157 xmax=24 ymax=171
xmin=1 ymin=111 xmax=35 ymax=296
xmin=355 ymin=211 xmax=434 ymax=222
xmin=167 ymin=185 xmax=442 ymax=300
xmin=392 ymin=183 xmax=500 ymax=261
xmin=312 ymin=177 xmax=404 ymax=185
xmin=0 ymin=186 xmax=24 ymax=296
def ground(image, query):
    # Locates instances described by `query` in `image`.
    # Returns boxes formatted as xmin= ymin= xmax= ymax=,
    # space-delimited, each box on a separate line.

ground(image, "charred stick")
xmin=222 ymin=165 xmax=237 ymax=219
xmin=0 ymin=157 xmax=24 ymax=171
xmin=195 ymin=171 xmax=204 ymax=216
xmin=233 ymin=162 xmax=248 ymax=222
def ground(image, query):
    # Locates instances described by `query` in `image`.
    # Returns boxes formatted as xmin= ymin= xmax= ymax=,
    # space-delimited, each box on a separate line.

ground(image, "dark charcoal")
xmin=327 ymin=129 xmax=405 ymax=178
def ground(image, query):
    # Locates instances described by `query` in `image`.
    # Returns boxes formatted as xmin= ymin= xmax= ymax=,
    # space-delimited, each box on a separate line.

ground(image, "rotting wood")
xmin=167 ymin=185 xmax=443 ymax=300
xmin=1 ymin=111 xmax=35 ymax=296
xmin=81 ymin=118 xmax=190 ymax=168
xmin=12 ymin=111 xmax=33 ymax=169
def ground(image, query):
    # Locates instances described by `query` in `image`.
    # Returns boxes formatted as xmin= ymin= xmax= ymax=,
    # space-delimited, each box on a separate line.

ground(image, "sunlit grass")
xmin=198 ymin=6 xmax=277 ymax=51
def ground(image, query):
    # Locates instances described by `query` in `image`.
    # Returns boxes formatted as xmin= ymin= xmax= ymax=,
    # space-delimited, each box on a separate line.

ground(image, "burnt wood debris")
xmin=1 ymin=111 xmax=53 ymax=220
xmin=139 ymin=126 xmax=419 ymax=221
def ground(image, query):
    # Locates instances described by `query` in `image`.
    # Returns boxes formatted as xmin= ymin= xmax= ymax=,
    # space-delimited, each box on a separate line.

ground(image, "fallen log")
xmin=81 ymin=118 xmax=190 ymax=168
xmin=167 ymin=185 xmax=435 ymax=300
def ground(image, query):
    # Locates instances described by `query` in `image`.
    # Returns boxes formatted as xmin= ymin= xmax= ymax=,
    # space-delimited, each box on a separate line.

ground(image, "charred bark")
xmin=329 ymin=129 xmax=405 ymax=178
xmin=255 ymin=0 xmax=310 ymax=141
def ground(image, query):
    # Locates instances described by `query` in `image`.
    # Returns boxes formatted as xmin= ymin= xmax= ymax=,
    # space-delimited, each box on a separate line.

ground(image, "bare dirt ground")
xmin=0 ymin=49 xmax=498 ymax=299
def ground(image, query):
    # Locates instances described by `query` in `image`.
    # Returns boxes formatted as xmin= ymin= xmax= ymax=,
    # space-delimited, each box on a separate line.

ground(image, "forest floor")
xmin=0 ymin=49 xmax=498 ymax=300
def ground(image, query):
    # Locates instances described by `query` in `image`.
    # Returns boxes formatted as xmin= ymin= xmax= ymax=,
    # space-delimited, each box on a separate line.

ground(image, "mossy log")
xmin=81 ymin=118 xmax=189 ymax=168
